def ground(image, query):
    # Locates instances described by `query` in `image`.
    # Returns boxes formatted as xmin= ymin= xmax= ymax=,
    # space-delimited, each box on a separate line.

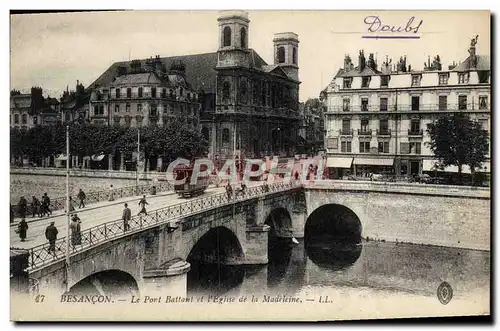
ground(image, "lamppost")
xmin=136 ymin=127 xmax=140 ymax=192
xmin=65 ymin=123 xmax=71 ymax=291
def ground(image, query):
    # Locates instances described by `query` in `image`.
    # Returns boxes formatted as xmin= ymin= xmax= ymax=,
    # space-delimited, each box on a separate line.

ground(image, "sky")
xmin=10 ymin=10 xmax=490 ymax=102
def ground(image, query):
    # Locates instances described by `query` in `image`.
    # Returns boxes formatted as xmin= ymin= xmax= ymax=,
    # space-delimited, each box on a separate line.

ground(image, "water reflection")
xmin=305 ymin=239 xmax=362 ymax=271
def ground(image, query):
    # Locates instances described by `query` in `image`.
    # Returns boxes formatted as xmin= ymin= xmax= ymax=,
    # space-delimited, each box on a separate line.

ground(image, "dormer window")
xmin=361 ymin=77 xmax=370 ymax=88
xmin=458 ymin=73 xmax=469 ymax=84
xmin=343 ymin=78 xmax=352 ymax=89
xmin=439 ymin=73 xmax=449 ymax=85
xmin=380 ymin=75 xmax=390 ymax=88
xmin=411 ymin=74 xmax=421 ymax=87
xmin=478 ymin=71 xmax=490 ymax=84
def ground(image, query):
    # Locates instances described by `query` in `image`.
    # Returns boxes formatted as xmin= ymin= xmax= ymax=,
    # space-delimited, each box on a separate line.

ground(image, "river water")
xmin=187 ymin=239 xmax=490 ymax=308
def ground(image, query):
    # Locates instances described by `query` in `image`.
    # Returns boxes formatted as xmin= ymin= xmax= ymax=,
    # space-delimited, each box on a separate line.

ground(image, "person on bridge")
xmin=108 ymin=185 xmax=115 ymax=202
xmin=45 ymin=222 xmax=58 ymax=254
xmin=138 ymin=195 xmax=149 ymax=216
xmin=17 ymin=218 xmax=28 ymax=242
xmin=226 ymin=183 xmax=233 ymax=199
xmin=42 ymin=193 xmax=52 ymax=216
xmin=70 ymin=214 xmax=82 ymax=246
xmin=17 ymin=196 xmax=27 ymax=219
xmin=65 ymin=196 xmax=75 ymax=214
xmin=122 ymin=203 xmax=131 ymax=231
xmin=31 ymin=196 xmax=41 ymax=218
xmin=77 ymin=189 xmax=86 ymax=208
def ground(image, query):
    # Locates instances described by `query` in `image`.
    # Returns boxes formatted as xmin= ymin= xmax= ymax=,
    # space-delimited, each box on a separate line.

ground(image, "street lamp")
xmin=136 ymin=127 xmax=140 ymax=193
xmin=65 ymin=123 xmax=71 ymax=291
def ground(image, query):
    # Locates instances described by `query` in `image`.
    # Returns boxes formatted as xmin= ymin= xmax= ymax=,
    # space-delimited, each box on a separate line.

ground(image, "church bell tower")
xmin=273 ymin=32 xmax=299 ymax=81
xmin=216 ymin=10 xmax=250 ymax=68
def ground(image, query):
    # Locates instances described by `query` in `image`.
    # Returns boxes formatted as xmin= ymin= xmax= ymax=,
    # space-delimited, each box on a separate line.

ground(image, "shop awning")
xmin=326 ymin=157 xmax=353 ymax=168
xmin=422 ymin=160 xmax=472 ymax=174
xmin=353 ymin=158 xmax=394 ymax=166
xmin=55 ymin=154 xmax=67 ymax=161
xmin=91 ymin=154 xmax=105 ymax=162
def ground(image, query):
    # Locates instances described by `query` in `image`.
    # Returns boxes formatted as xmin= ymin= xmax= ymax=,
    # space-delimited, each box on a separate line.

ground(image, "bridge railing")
xmin=12 ymin=182 xmax=174 ymax=218
xmin=20 ymin=181 xmax=300 ymax=271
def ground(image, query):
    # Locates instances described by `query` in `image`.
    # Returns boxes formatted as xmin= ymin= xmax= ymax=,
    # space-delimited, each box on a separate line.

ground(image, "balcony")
xmin=357 ymin=129 xmax=372 ymax=136
xmin=339 ymin=129 xmax=354 ymax=136
xmin=326 ymin=103 xmax=490 ymax=114
xmin=376 ymin=129 xmax=392 ymax=136
xmin=408 ymin=129 xmax=424 ymax=137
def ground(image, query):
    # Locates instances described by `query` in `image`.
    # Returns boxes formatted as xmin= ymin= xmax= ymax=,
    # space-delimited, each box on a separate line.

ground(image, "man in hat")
xmin=122 ymin=203 xmax=131 ymax=232
xmin=45 ymin=221 xmax=58 ymax=253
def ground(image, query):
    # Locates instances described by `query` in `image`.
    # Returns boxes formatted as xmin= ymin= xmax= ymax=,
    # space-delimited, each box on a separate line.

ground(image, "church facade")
xmin=87 ymin=11 xmax=301 ymax=161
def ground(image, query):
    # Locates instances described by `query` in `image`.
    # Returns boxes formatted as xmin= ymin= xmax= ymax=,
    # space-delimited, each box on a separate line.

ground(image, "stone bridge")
xmin=12 ymin=180 xmax=490 ymax=300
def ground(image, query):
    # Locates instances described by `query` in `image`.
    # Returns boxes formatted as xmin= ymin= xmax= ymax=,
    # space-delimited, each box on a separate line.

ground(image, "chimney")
xmin=358 ymin=50 xmax=366 ymax=71
xmin=408 ymin=64 xmax=412 ymax=72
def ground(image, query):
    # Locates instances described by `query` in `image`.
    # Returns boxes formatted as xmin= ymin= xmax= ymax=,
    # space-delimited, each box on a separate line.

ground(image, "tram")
xmin=173 ymin=161 xmax=210 ymax=198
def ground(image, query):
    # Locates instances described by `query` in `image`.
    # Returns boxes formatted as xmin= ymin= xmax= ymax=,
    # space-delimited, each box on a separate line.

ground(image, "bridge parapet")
xmin=305 ymin=180 xmax=490 ymax=199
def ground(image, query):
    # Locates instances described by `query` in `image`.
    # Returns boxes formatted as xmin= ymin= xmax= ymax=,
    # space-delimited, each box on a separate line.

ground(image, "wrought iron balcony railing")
xmin=326 ymin=103 xmax=490 ymax=113
xmin=408 ymin=129 xmax=424 ymax=136
xmin=357 ymin=129 xmax=372 ymax=136
xmin=339 ymin=129 xmax=354 ymax=136
xmin=376 ymin=129 xmax=392 ymax=136
xmin=15 ymin=181 xmax=301 ymax=272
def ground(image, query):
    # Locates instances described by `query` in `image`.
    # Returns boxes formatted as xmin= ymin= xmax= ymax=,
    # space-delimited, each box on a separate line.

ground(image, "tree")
xmin=426 ymin=113 xmax=489 ymax=185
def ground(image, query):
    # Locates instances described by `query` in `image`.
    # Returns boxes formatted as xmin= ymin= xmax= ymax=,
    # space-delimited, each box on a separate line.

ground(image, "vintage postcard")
xmin=9 ymin=9 xmax=491 ymax=322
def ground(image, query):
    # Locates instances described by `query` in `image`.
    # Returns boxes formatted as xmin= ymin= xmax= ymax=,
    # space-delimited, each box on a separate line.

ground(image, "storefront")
xmin=325 ymin=157 xmax=353 ymax=179
xmin=353 ymin=158 xmax=395 ymax=178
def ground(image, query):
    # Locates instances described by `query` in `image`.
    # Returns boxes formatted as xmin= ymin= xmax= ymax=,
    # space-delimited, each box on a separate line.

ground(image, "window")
xmin=277 ymin=47 xmax=285 ymax=64
xmin=342 ymin=119 xmax=351 ymax=134
xmin=361 ymin=98 xmax=368 ymax=111
xmin=292 ymin=47 xmax=297 ymax=65
xmin=411 ymin=96 xmax=420 ymax=111
xmin=341 ymin=141 xmax=352 ymax=152
xmin=409 ymin=142 xmax=421 ymax=154
xmin=359 ymin=141 xmax=371 ymax=153
xmin=380 ymin=98 xmax=388 ymax=111
xmin=343 ymin=98 xmax=350 ymax=112
xmin=439 ymin=74 xmax=449 ymax=85
xmin=126 ymin=103 xmax=130 ymax=112
xmin=240 ymin=81 xmax=248 ymax=104
xmin=137 ymin=104 xmax=142 ymax=112
xmin=478 ymin=119 xmax=488 ymax=133
xmin=379 ymin=119 xmax=389 ymax=134
xmin=222 ymin=128 xmax=230 ymax=143
xmin=115 ymin=88 xmax=121 ymax=99
xmin=478 ymin=71 xmax=490 ymax=84
xmin=138 ymin=87 xmax=143 ymax=98
xmin=94 ymin=105 xmax=99 ymax=115
xmin=150 ymin=104 xmax=157 ymax=116
xmin=361 ymin=119 xmax=369 ymax=132
xmin=151 ymin=87 xmax=157 ymax=98
xmin=161 ymin=88 xmax=166 ymax=98
xmin=343 ymin=78 xmax=352 ymax=89
xmin=14 ymin=114 xmax=19 ymax=124
xmin=187 ymin=92 xmax=191 ymax=101
xmin=378 ymin=141 xmax=389 ymax=153
xmin=380 ymin=75 xmax=390 ymax=87
xmin=362 ymin=77 xmax=370 ymax=88
xmin=240 ymin=27 xmax=246 ymax=48
xmin=223 ymin=82 xmax=230 ymax=101
xmin=22 ymin=114 xmax=27 ymax=124
xmin=411 ymin=75 xmax=421 ymax=87
xmin=180 ymin=87 xmax=184 ymax=97
xmin=458 ymin=73 xmax=468 ymax=84
xmin=223 ymin=26 xmax=231 ymax=47
xmin=33 ymin=116 xmax=37 ymax=125
xmin=115 ymin=104 xmax=120 ymax=113
xmin=410 ymin=120 xmax=420 ymax=133
xmin=99 ymin=105 xmax=104 ymax=115
xmin=127 ymin=88 xmax=131 ymax=98
xmin=439 ymin=96 xmax=447 ymax=111
xmin=479 ymin=96 xmax=488 ymax=110
xmin=459 ymin=95 xmax=467 ymax=110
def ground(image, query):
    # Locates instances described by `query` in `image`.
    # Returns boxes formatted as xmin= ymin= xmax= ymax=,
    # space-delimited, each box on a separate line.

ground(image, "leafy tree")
xmin=426 ymin=113 xmax=489 ymax=184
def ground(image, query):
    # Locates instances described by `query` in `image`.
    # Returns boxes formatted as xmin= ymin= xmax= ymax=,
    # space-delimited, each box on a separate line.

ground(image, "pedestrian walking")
xmin=70 ymin=214 xmax=82 ymax=246
xmin=226 ymin=183 xmax=233 ymax=199
xmin=108 ymin=185 xmax=115 ymax=201
xmin=31 ymin=196 xmax=41 ymax=218
xmin=77 ymin=189 xmax=86 ymax=208
xmin=17 ymin=218 xmax=28 ymax=242
xmin=138 ymin=195 xmax=149 ymax=216
xmin=122 ymin=203 xmax=131 ymax=232
xmin=17 ymin=196 xmax=27 ymax=219
xmin=65 ymin=196 xmax=75 ymax=213
xmin=45 ymin=221 xmax=58 ymax=253
xmin=42 ymin=193 xmax=52 ymax=216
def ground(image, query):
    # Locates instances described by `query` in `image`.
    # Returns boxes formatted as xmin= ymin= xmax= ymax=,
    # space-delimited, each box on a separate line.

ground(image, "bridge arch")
xmin=304 ymin=204 xmax=363 ymax=270
xmin=67 ymin=269 xmax=139 ymax=298
xmin=186 ymin=226 xmax=245 ymax=295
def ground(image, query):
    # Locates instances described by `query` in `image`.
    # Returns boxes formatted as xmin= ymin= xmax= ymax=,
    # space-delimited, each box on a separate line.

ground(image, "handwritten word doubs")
xmin=364 ymin=16 xmax=423 ymax=34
